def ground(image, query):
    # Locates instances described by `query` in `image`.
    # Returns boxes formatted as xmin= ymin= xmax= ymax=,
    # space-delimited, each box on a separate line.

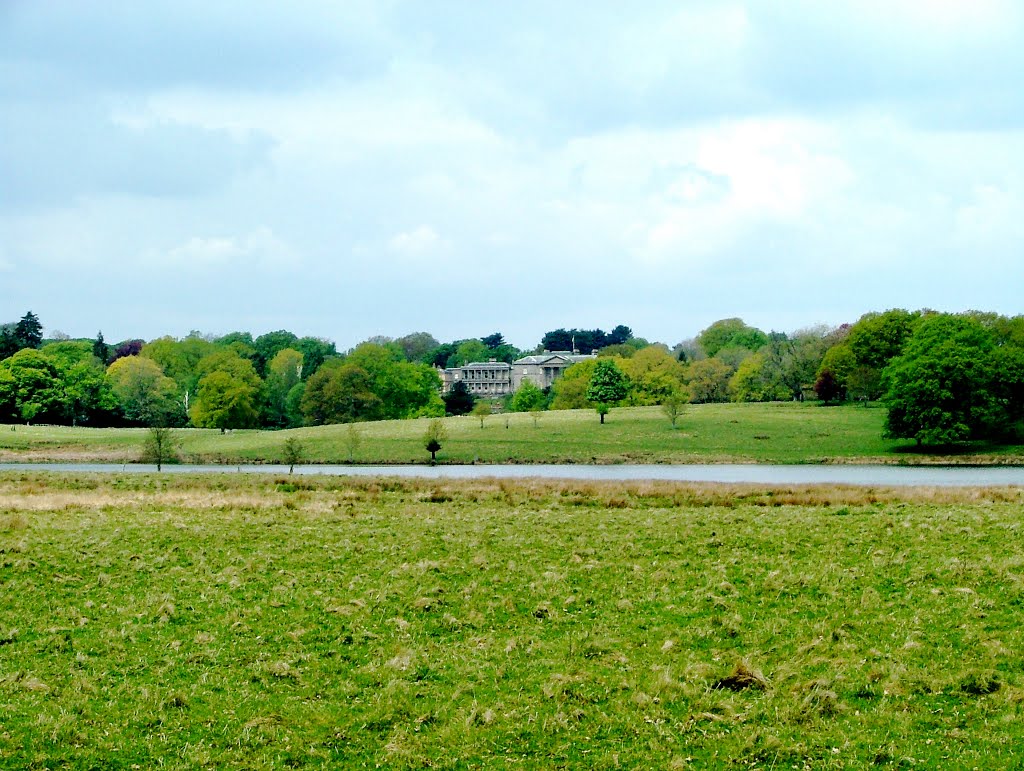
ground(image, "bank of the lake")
xmin=2 ymin=402 xmax=1023 ymax=466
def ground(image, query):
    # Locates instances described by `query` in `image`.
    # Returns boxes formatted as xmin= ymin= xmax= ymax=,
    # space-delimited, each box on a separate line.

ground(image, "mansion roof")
xmin=513 ymin=351 xmax=595 ymax=366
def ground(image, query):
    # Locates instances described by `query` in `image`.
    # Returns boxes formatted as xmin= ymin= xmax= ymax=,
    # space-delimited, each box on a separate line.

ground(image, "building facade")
xmin=441 ymin=351 xmax=597 ymax=397
xmin=511 ymin=351 xmax=595 ymax=391
xmin=440 ymin=360 xmax=513 ymax=396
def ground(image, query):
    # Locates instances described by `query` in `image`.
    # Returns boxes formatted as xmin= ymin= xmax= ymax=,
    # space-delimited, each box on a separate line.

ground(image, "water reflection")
xmin=1 ymin=462 xmax=1023 ymax=487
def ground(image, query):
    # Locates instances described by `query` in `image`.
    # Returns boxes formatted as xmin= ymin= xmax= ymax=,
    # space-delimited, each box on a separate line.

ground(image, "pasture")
xmin=2 ymin=473 xmax=1024 ymax=768
xmin=3 ymin=402 xmax=1021 ymax=466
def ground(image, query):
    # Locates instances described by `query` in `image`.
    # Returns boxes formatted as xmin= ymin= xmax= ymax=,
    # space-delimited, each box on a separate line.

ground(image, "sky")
xmin=3 ymin=0 xmax=1023 ymax=351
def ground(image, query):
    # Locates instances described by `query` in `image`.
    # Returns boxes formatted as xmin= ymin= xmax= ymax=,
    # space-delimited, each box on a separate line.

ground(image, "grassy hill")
xmin=1 ymin=402 xmax=1022 ymax=465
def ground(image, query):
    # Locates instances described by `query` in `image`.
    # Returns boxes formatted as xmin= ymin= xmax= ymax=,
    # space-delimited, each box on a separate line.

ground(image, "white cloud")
xmin=387 ymin=226 xmax=449 ymax=258
xmin=155 ymin=226 xmax=295 ymax=270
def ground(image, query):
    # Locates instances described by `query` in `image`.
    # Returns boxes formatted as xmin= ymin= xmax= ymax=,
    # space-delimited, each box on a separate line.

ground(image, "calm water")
xmin=2 ymin=462 xmax=1024 ymax=487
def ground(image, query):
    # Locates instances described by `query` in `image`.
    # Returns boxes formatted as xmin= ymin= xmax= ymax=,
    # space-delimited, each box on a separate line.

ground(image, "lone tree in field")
xmin=282 ymin=437 xmax=304 ymax=474
xmin=344 ymin=422 xmax=362 ymax=462
xmin=661 ymin=389 xmax=688 ymax=428
xmin=471 ymin=400 xmax=491 ymax=428
xmin=586 ymin=359 xmax=629 ymax=424
xmin=424 ymin=418 xmax=447 ymax=463
xmin=142 ymin=426 xmax=177 ymax=471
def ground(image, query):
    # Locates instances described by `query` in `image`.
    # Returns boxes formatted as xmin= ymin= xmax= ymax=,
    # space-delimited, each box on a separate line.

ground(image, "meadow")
xmin=2 ymin=472 xmax=1024 ymax=768
xmin=2 ymin=402 xmax=1022 ymax=466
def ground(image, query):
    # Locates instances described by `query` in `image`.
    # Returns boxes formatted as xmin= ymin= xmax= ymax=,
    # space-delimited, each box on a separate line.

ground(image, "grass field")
xmin=2 ymin=402 xmax=1022 ymax=466
xmin=2 ymin=473 xmax=1024 ymax=768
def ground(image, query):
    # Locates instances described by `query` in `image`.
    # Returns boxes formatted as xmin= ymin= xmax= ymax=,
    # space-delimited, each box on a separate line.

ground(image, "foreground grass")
xmin=3 ymin=473 xmax=1024 ymax=768
xmin=3 ymin=402 xmax=1022 ymax=465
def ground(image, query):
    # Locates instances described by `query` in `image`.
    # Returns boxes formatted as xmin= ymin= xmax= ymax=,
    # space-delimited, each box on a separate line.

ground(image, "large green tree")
xmin=883 ymin=314 xmax=1003 ymax=446
xmin=0 ymin=349 xmax=67 ymax=423
xmin=729 ymin=352 xmax=790 ymax=402
xmin=191 ymin=371 xmax=261 ymax=431
xmin=141 ymin=335 xmax=218 ymax=404
xmin=621 ymin=346 xmax=685 ymax=406
xmin=106 ymin=356 xmax=180 ymax=426
xmin=586 ymin=359 xmax=630 ymax=423
xmin=300 ymin=362 xmax=384 ymax=425
xmin=847 ymin=309 xmax=921 ymax=370
xmin=396 ymin=332 xmax=440 ymax=363
xmin=190 ymin=350 xmax=264 ymax=430
xmin=550 ymin=359 xmax=598 ymax=410
xmin=510 ymin=380 xmax=545 ymax=412
xmin=684 ymin=358 xmax=733 ymax=403
xmin=696 ymin=318 xmax=768 ymax=358
xmin=63 ymin=360 xmax=118 ymax=426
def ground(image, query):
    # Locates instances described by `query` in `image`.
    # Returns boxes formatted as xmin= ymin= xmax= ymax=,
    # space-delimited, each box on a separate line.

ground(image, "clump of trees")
xmin=882 ymin=313 xmax=1024 ymax=445
xmin=540 ymin=325 xmax=633 ymax=355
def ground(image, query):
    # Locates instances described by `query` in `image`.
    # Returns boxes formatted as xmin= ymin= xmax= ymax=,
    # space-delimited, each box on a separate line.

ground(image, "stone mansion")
xmin=440 ymin=351 xmax=596 ymax=396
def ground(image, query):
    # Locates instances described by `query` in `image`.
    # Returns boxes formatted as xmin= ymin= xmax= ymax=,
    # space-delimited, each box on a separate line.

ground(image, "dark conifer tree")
xmin=14 ymin=311 xmax=43 ymax=349
xmin=92 ymin=331 xmax=110 ymax=365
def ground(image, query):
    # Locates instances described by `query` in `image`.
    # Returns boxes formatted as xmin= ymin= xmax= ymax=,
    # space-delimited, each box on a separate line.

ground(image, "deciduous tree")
xmin=622 ymin=346 xmax=685 ymax=406
xmin=142 ymin=426 xmax=178 ymax=471
xmin=282 ymin=437 xmax=303 ymax=474
xmin=0 ymin=349 xmax=66 ymax=423
xmin=550 ymin=359 xmax=598 ymax=410
xmin=471 ymin=400 xmax=491 ymax=428
xmin=883 ymin=314 xmax=1000 ymax=446
xmin=696 ymin=318 xmax=767 ymax=358
xmin=684 ymin=358 xmax=732 ymax=403
xmin=510 ymin=380 xmax=545 ymax=412
xmin=661 ymin=390 xmax=688 ymax=428
xmin=813 ymin=370 xmax=845 ymax=405
xmin=424 ymin=419 xmax=447 ymax=462
xmin=587 ymin=359 xmax=629 ymax=423
xmin=190 ymin=370 xmax=261 ymax=431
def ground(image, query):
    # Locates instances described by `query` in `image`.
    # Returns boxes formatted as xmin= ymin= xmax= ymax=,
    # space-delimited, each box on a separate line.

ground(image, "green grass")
xmin=2 ymin=474 xmax=1024 ymax=768
xmin=3 ymin=402 xmax=1022 ymax=466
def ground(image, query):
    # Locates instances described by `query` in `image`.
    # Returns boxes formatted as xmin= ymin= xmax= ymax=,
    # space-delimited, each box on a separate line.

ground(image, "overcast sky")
xmin=3 ymin=1 xmax=1023 ymax=350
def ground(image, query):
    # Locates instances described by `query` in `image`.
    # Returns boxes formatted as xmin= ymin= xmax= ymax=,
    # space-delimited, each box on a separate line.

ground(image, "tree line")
xmin=2 ymin=310 xmax=1023 ymax=446
xmin=0 ymin=317 xmax=634 ymax=431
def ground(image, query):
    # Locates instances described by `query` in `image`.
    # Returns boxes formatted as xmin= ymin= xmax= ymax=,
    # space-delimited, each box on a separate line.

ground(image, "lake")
xmin=2 ymin=462 xmax=1024 ymax=486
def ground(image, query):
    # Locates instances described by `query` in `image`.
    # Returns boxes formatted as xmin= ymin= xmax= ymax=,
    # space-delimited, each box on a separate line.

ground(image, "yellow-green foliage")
xmin=3 ymin=474 xmax=1024 ymax=768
